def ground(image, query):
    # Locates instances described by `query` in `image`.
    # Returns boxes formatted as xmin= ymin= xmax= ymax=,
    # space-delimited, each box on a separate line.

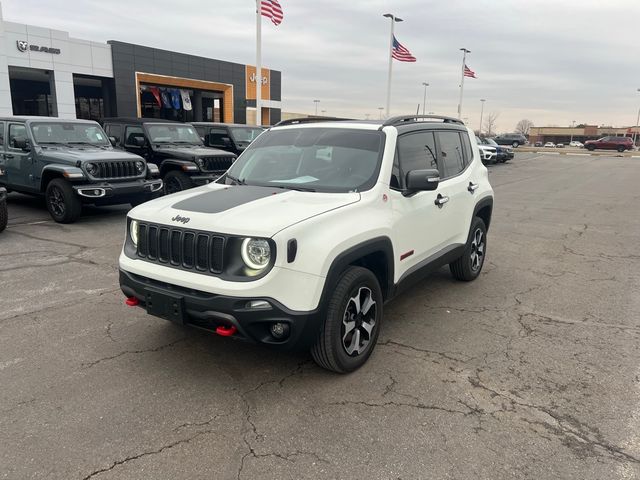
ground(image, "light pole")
xmin=321 ymin=109 xmax=326 ymax=116
xmin=378 ymin=106 xmax=384 ymax=119
xmin=313 ymin=99 xmax=320 ymax=116
xmin=365 ymin=113 xmax=371 ymax=120
xmin=457 ymin=48 xmax=470 ymax=118
xmin=383 ymin=13 xmax=403 ymax=117
xmin=421 ymin=82 xmax=429 ymax=115
xmin=634 ymin=88 xmax=640 ymax=148
xmin=479 ymin=99 xmax=486 ymax=135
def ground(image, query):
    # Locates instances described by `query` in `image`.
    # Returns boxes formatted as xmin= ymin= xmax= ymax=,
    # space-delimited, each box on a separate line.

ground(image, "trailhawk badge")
xmin=16 ymin=41 xmax=28 ymax=52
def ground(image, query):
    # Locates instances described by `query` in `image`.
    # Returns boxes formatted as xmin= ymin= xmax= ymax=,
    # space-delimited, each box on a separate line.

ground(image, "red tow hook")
xmin=215 ymin=325 xmax=237 ymax=337
xmin=125 ymin=296 xmax=139 ymax=306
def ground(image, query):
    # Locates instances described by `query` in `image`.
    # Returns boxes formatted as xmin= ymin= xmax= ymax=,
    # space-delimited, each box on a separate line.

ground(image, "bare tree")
xmin=515 ymin=119 xmax=534 ymax=136
xmin=483 ymin=112 xmax=499 ymax=137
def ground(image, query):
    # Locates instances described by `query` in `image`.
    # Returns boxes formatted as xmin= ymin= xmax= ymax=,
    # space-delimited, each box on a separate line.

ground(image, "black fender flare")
xmin=473 ymin=196 xmax=494 ymax=230
xmin=40 ymin=165 xmax=85 ymax=191
xmin=159 ymin=159 xmax=198 ymax=175
xmin=320 ymin=236 xmax=395 ymax=307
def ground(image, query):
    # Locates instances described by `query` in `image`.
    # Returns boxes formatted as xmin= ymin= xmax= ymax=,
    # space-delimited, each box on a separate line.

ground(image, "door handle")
xmin=434 ymin=194 xmax=449 ymax=208
xmin=468 ymin=182 xmax=479 ymax=193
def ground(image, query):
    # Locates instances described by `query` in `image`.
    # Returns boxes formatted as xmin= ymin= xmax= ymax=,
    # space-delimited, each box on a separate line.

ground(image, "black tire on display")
xmin=450 ymin=217 xmax=487 ymax=282
xmin=45 ymin=178 xmax=82 ymax=224
xmin=311 ymin=266 xmax=383 ymax=373
xmin=163 ymin=170 xmax=194 ymax=194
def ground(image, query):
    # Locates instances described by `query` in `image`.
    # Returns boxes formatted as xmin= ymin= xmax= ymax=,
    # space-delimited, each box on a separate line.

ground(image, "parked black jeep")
xmin=103 ymin=118 xmax=236 ymax=194
xmin=191 ymin=122 xmax=265 ymax=156
xmin=0 ymin=187 xmax=7 ymax=232
xmin=0 ymin=117 xmax=163 ymax=223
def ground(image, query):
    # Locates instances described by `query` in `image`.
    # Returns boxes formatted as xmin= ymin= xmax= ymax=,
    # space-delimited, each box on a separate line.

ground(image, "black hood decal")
xmin=171 ymin=186 xmax=283 ymax=214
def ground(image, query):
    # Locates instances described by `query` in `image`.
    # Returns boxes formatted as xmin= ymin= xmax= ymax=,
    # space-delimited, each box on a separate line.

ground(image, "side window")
xmin=0 ymin=121 xmax=4 ymax=146
xmin=460 ymin=132 xmax=473 ymax=166
xmin=124 ymin=126 xmax=145 ymax=147
xmin=105 ymin=124 xmax=122 ymax=144
xmin=436 ymin=131 xmax=465 ymax=178
xmin=396 ymin=131 xmax=438 ymax=188
xmin=8 ymin=124 xmax=27 ymax=149
xmin=390 ymin=150 xmax=401 ymax=189
xmin=208 ymin=128 xmax=229 ymax=147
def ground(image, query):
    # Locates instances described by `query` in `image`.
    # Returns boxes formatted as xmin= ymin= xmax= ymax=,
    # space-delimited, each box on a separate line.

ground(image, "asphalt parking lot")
xmin=1 ymin=152 xmax=639 ymax=479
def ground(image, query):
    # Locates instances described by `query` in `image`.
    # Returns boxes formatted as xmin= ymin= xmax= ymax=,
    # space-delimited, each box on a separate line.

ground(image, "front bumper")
xmin=497 ymin=150 xmax=514 ymax=160
xmin=73 ymin=179 xmax=163 ymax=202
xmin=119 ymin=269 xmax=322 ymax=350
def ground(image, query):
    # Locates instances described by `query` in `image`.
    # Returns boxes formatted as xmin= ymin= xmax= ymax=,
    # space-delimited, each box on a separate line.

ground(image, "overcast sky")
xmin=5 ymin=0 xmax=640 ymax=132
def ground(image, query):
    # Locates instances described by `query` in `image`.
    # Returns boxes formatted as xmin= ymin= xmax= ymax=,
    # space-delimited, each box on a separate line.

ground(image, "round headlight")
xmin=130 ymin=220 xmax=139 ymax=246
xmin=86 ymin=162 xmax=98 ymax=176
xmin=135 ymin=160 xmax=145 ymax=173
xmin=241 ymin=238 xmax=271 ymax=270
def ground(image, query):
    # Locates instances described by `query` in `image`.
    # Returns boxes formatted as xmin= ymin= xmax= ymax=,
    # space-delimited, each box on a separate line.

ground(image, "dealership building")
xmin=529 ymin=125 xmax=640 ymax=145
xmin=0 ymin=4 xmax=281 ymax=125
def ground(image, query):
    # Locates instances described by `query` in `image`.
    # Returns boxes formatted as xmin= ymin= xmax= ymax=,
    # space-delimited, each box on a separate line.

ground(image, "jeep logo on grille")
xmin=171 ymin=214 xmax=190 ymax=224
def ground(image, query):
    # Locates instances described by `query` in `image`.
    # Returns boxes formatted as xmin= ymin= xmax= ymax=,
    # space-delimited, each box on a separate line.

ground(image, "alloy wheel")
xmin=469 ymin=228 xmax=485 ymax=272
xmin=165 ymin=177 xmax=182 ymax=194
xmin=341 ymin=287 xmax=377 ymax=356
xmin=48 ymin=186 xmax=65 ymax=217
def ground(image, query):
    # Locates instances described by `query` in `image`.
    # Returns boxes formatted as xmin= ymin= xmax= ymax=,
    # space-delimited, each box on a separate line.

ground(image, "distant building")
xmin=529 ymin=125 xmax=640 ymax=145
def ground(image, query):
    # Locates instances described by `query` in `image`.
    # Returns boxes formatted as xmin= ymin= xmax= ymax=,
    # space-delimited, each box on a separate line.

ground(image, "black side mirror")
xmin=109 ymin=136 xmax=117 ymax=146
xmin=405 ymin=169 xmax=440 ymax=195
xmin=222 ymin=137 xmax=232 ymax=146
xmin=12 ymin=137 xmax=30 ymax=151
xmin=133 ymin=136 xmax=146 ymax=147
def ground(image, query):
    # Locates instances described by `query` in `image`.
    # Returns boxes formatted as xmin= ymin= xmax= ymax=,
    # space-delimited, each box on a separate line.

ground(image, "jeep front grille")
xmin=200 ymin=156 xmax=234 ymax=172
xmin=94 ymin=161 xmax=140 ymax=179
xmin=137 ymin=223 xmax=225 ymax=274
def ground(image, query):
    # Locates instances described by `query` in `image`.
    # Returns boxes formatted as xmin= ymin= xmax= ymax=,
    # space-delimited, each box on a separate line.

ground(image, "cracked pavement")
xmin=1 ymin=153 xmax=639 ymax=479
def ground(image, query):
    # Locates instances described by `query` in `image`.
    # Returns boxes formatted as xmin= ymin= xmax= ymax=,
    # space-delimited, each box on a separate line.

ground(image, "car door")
xmin=431 ymin=130 xmax=478 ymax=248
xmin=389 ymin=130 xmax=452 ymax=278
xmin=104 ymin=123 xmax=123 ymax=147
xmin=5 ymin=122 xmax=36 ymax=191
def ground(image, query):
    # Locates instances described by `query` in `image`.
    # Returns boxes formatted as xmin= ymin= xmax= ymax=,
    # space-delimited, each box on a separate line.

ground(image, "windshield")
xmin=485 ymin=138 xmax=498 ymax=146
xmin=222 ymin=127 xmax=384 ymax=193
xmin=146 ymin=124 xmax=202 ymax=144
xmin=229 ymin=127 xmax=264 ymax=144
xmin=30 ymin=122 xmax=110 ymax=146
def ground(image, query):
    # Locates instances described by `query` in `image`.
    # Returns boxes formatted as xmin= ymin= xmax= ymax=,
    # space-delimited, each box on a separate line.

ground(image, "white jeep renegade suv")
xmin=119 ymin=115 xmax=494 ymax=373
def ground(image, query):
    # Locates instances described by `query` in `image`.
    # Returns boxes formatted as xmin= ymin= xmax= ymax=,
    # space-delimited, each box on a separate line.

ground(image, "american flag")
xmin=261 ymin=0 xmax=284 ymax=26
xmin=392 ymin=36 xmax=416 ymax=62
xmin=464 ymin=64 xmax=477 ymax=78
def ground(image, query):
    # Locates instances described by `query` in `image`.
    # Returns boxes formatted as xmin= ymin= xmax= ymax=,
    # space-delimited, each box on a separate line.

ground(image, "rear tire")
xmin=617 ymin=146 xmax=625 ymax=153
xmin=163 ymin=170 xmax=194 ymax=194
xmin=450 ymin=217 xmax=487 ymax=281
xmin=311 ymin=266 xmax=383 ymax=373
xmin=45 ymin=178 xmax=82 ymax=224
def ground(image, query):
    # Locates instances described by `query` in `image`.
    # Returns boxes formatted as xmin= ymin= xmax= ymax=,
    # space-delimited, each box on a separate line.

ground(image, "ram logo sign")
xmin=16 ymin=40 xmax=61 ymax=55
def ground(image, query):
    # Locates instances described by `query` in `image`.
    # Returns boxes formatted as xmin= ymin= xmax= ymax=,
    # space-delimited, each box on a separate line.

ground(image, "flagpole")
xmin=255 ymin=0 xmax=262 ymax=126
xmin=384 ymin=14 xmax=402 ymax=118
xmin=458 ymin=48 xmax=469 ymax=119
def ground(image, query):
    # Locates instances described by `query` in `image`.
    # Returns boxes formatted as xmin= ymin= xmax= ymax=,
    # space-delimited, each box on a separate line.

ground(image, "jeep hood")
xmin=130 ymin=183 xmax=361 ymax=237
xmin=154 ymin=146 xmax=232 ymax=159
xmin=36 ymin=147 xmax=143 ymax=162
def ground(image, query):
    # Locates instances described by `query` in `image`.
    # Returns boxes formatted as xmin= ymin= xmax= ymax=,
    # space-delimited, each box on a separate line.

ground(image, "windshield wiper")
xmin=67 ymin=142 xmax=106 ymax=147
xmin=225 ymin=174 xmax=245 ymax=185
xmin=273 ymin=185 xmax=316 ymax=192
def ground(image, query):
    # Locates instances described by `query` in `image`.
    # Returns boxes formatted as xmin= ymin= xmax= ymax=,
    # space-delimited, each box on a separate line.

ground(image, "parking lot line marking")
xmin=566 ymin=153 xmax=590 ymax=156
xmin=545 ymin=152 xmax=561 ymax=155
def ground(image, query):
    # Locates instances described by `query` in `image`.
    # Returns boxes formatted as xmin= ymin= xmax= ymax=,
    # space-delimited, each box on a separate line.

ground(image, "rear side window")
xmin=124 ymin=126 xmax=145 ymax=147
xmin=436 ymin=131 xmax=465 ymax=178
xmin=460 ymin=132 xmax=473 ymax=166
xmin=8 ymin=124 xmax=27 ymax=149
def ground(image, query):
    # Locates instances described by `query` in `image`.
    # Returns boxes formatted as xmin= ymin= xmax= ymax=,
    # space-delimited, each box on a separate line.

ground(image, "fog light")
xmin=270 ymin=322 xmax=290 ymax=339
xmin=94 ymin=189 xmax=101 ymax=196
xmin=246 ymin=300 xmax=271 ymax=310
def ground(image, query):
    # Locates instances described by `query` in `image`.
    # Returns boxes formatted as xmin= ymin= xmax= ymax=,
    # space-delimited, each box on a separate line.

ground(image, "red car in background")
xmin=584 ymin=136 xmax=634 ymax=152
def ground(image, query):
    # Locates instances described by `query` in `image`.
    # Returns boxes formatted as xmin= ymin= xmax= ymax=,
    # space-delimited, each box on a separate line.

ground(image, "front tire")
xmin=45 ymin=178 xmax=82 ymax=223
xmin=512 ymin=141 xmax=519 ymax=148
xmin=163 ymin=170 xmax=194 ymax=194
xmin=0 ymin=201 xmax=7 ymax=232
xmin=311 ymin=266 xmax=383 ymax=373
xmin=586 ymin=145 xmax=595 ymax=151
xmin=617 ymin=145 xmax=625 ymax=153
xmin=450 ymin=217 xmax=487 ymax=281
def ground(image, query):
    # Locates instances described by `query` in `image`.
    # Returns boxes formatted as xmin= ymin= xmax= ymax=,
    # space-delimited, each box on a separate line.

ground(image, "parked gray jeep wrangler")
xmin=0 ymin=117 xmax=163 ymax=223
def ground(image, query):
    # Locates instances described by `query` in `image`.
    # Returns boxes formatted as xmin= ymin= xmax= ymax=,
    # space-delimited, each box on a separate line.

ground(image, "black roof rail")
xmin=274 ymin=116 xmax=353 ymax=127
xmin=381 ymin=115 xmax=465 ymax=128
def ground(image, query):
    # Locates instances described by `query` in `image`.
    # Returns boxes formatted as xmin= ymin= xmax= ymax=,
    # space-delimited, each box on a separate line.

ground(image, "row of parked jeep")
xmin=0 ymin=117 xmax=265 ymax=223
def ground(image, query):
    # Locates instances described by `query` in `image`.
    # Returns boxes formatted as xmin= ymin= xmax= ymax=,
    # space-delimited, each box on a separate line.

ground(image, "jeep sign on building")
xmin=0 ymin=4 xmax=281 ymax=124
